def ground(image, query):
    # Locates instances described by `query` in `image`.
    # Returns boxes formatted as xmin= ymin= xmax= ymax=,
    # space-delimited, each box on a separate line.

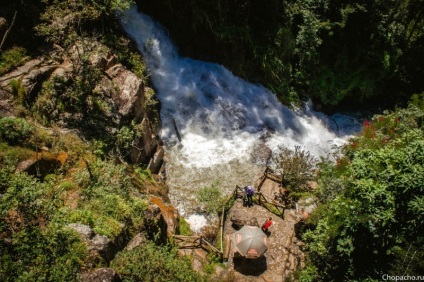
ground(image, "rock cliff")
xmin=0 ymin=40 xmax=182 ymax=281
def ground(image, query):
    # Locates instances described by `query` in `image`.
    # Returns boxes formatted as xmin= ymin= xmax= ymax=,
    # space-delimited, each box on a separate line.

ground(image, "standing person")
xmin=242 ymin=186 xmax=248 ymax=206
xmin=262 ymin=217 xmax=272 ymax=233
xmin=246 ymin=185 xmax=254 ymax=206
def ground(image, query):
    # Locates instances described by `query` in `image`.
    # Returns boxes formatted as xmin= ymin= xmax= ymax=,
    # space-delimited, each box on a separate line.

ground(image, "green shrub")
xmin=196 ymin=181 xmax=227 ymax=215
xmin=304 ymin=105 xmax=424 ymax=280
xmin=0 ymin=171 xmax=88 ymax=282
xmin=0 ymin=47 xmax=27 ymax=76
xmin=117 ymin=126 xmax=134 ymax=151
xmin=0 ymin=117 xmax=33 ymax=145
xmin=94 ymin=216 xmax=124 ymax=238
xmin=0 ymin=142 xmax=34 ymax=164
xmin=134 ymin=166 xmax=154 ymax=184
xmin=70 ymin=159 xmax=147 ymax=238
xmin=295 ymin=263 xmax=318 ymax=282
xmin=178 ymin=217 xmax=192 ymax=236
xmin=204 ymin=253 xmax=222 ymax=274
xmin=270 ymin=145 xmax=317 ymax=192
xmin=9 ymin=79 xmax=26 ymax=105
xmin=409 ymin=92 xmax=424 ymax=111
xmin=111 ymin=242 xmax=204 ymax=282
xmin=51 ymin=207 xmax=95 ymax=228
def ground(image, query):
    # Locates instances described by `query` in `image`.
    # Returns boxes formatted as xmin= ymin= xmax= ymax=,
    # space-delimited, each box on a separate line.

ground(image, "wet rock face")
xmin=104 ymin=64 xmax=145 ymax=118
xmin=250 ymin=141 xmax=272 ymax=165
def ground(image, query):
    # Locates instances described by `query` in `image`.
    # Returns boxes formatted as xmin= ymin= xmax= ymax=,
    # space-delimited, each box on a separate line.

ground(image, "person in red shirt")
xmin=262 ymin=217 xmax=273 ymax=233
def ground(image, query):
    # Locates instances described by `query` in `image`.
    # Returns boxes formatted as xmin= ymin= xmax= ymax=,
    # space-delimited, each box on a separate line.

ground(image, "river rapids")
xmin=120 ymin=6 xmax=362 ymax=232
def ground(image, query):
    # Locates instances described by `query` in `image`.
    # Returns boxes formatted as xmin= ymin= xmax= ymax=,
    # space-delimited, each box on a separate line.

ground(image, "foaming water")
xmin=120 ymin=7 xmax=361 ymax=219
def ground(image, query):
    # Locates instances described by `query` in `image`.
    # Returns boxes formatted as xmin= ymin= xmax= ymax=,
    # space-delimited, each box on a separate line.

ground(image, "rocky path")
xmin=223 ymin=178 xmax=306 ymax=281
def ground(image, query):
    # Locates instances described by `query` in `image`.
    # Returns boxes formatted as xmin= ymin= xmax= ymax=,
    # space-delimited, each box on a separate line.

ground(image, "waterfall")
xmin=120 ymin=7 xmax=361 ymax=232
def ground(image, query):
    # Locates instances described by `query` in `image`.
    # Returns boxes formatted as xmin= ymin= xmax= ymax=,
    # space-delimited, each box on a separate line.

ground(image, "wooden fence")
xmin=232 ymin=166 xmax=289 ymax=218
xmin=173 ymin=167 xmax=288 ymax=261
xmin=172 ymin=235 xmax=222 ymax=258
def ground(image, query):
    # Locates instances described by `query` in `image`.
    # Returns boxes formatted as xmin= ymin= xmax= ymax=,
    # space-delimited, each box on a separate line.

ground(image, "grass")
xmin=0 ymin=141 xmax=35 ymax=164
xmin=0 ymin=46 xmax=28 ymax=76
xmin=178 ymin=217 xmax=192 ymax=236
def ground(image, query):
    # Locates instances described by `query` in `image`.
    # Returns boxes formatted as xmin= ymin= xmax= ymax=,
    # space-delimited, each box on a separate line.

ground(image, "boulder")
xmin=144 ymin=203 xmax=168 ymax=242
xmin=105 ymin=64 xmax=145 ymax=118
xmin=66 ymin=224 xmax=115 ymax=263
xmin=90 ymin=234 xmax=113 ymax=260
xmin=230 ymin=209 xmax=259 ymax=228
xmin=125 ymin=233 xmax=147 ymax=251
xmin=80 ymin=268 xmax=121 ymax=282
xmin=67 ymin=223 xmax=94 ymax=241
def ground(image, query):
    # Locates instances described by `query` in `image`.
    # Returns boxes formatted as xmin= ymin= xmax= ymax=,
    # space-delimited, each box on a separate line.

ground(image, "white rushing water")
xmin=120 ymin=7 xmax=362 ymax=232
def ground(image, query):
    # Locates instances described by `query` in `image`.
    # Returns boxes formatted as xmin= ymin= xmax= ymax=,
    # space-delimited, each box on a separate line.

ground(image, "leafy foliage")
xmin=0 ymin=117 xmax=33 ymax=145
xmin=141 ymin=0 xmax=424 ymax=108
xmin=0 ymin=148 xmax=153 ymax=280
xmin=196 ymin=181 xmax=227 ymax=215
xmin=270 ymin=145 xmax=317 ymax=193
xmin=0 ymin=169 xmax=88 ymax=282
xmin=178 ymin=217 xmax=192 ymax=236
xmin=0 ymin=47 xmax=28 ymax=76
xmin=36 ymin=0 xmax=134 ymax=47
xmin=303 ymin=104 xmax=424 ymax=280
xmin=111 ymin=242 xmax=205 ymax=282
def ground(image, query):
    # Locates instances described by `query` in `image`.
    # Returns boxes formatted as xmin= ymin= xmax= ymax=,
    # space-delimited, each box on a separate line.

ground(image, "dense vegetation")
xmin=298 ymin=98 xmax=424 ymax=280
xmin=2 ymin=0 xmax=424 ymax=281
xmin=111 ymin=242 xmax=204 ymax=282
xmin=0 ymin=1 xmax=204 ymax=281
xmin=138 ymin=0 xmax=423 ymax=109
xmin=0 ymin=139 xmax=202 ymax=280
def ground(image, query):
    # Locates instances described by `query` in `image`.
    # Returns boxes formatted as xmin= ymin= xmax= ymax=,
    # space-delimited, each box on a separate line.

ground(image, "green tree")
xmin=303 ymin=104 xmax=424 ymax=280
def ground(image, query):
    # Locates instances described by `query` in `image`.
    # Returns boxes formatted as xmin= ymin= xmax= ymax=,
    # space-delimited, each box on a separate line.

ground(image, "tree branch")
xmin=0 ymin=11 xmax=18 ymax=52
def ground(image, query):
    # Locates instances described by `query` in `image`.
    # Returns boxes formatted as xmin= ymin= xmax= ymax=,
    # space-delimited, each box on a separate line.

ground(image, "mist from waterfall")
xmin=120 ymin=7 xmax=361 ymax=231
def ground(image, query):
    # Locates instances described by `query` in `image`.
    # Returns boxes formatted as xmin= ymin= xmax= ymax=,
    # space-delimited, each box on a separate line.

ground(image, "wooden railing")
xmin=257 ymin=166 xmax=283 ymax=192
xmin=232 ymin=185 xmax=285 ymax=218
xmin=232 ymin=167 xmax=288 ymax=218
xmin=173 ymin=167 xmax=287 ymax=261
xmin=172 ymin=235 xmax=222 ymax=258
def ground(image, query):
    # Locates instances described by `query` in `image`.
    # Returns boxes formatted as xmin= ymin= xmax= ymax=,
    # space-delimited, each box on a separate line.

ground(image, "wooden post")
xmin=220 ymin=206 xmax=224 ymax=254
xmin=172 ymin=117 xmax=182 ymax=142
xmin=224 ymin=235 xmax=231 ymax=261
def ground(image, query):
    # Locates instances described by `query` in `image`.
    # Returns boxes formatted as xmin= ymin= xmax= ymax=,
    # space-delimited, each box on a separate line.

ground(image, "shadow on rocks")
xmin=233 ymin=256 xmax=267 ymax=276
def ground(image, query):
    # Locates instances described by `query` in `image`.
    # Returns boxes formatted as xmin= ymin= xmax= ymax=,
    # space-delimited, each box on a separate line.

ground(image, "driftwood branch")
xmin=0 ymin=11 xmax=17 ymax=52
